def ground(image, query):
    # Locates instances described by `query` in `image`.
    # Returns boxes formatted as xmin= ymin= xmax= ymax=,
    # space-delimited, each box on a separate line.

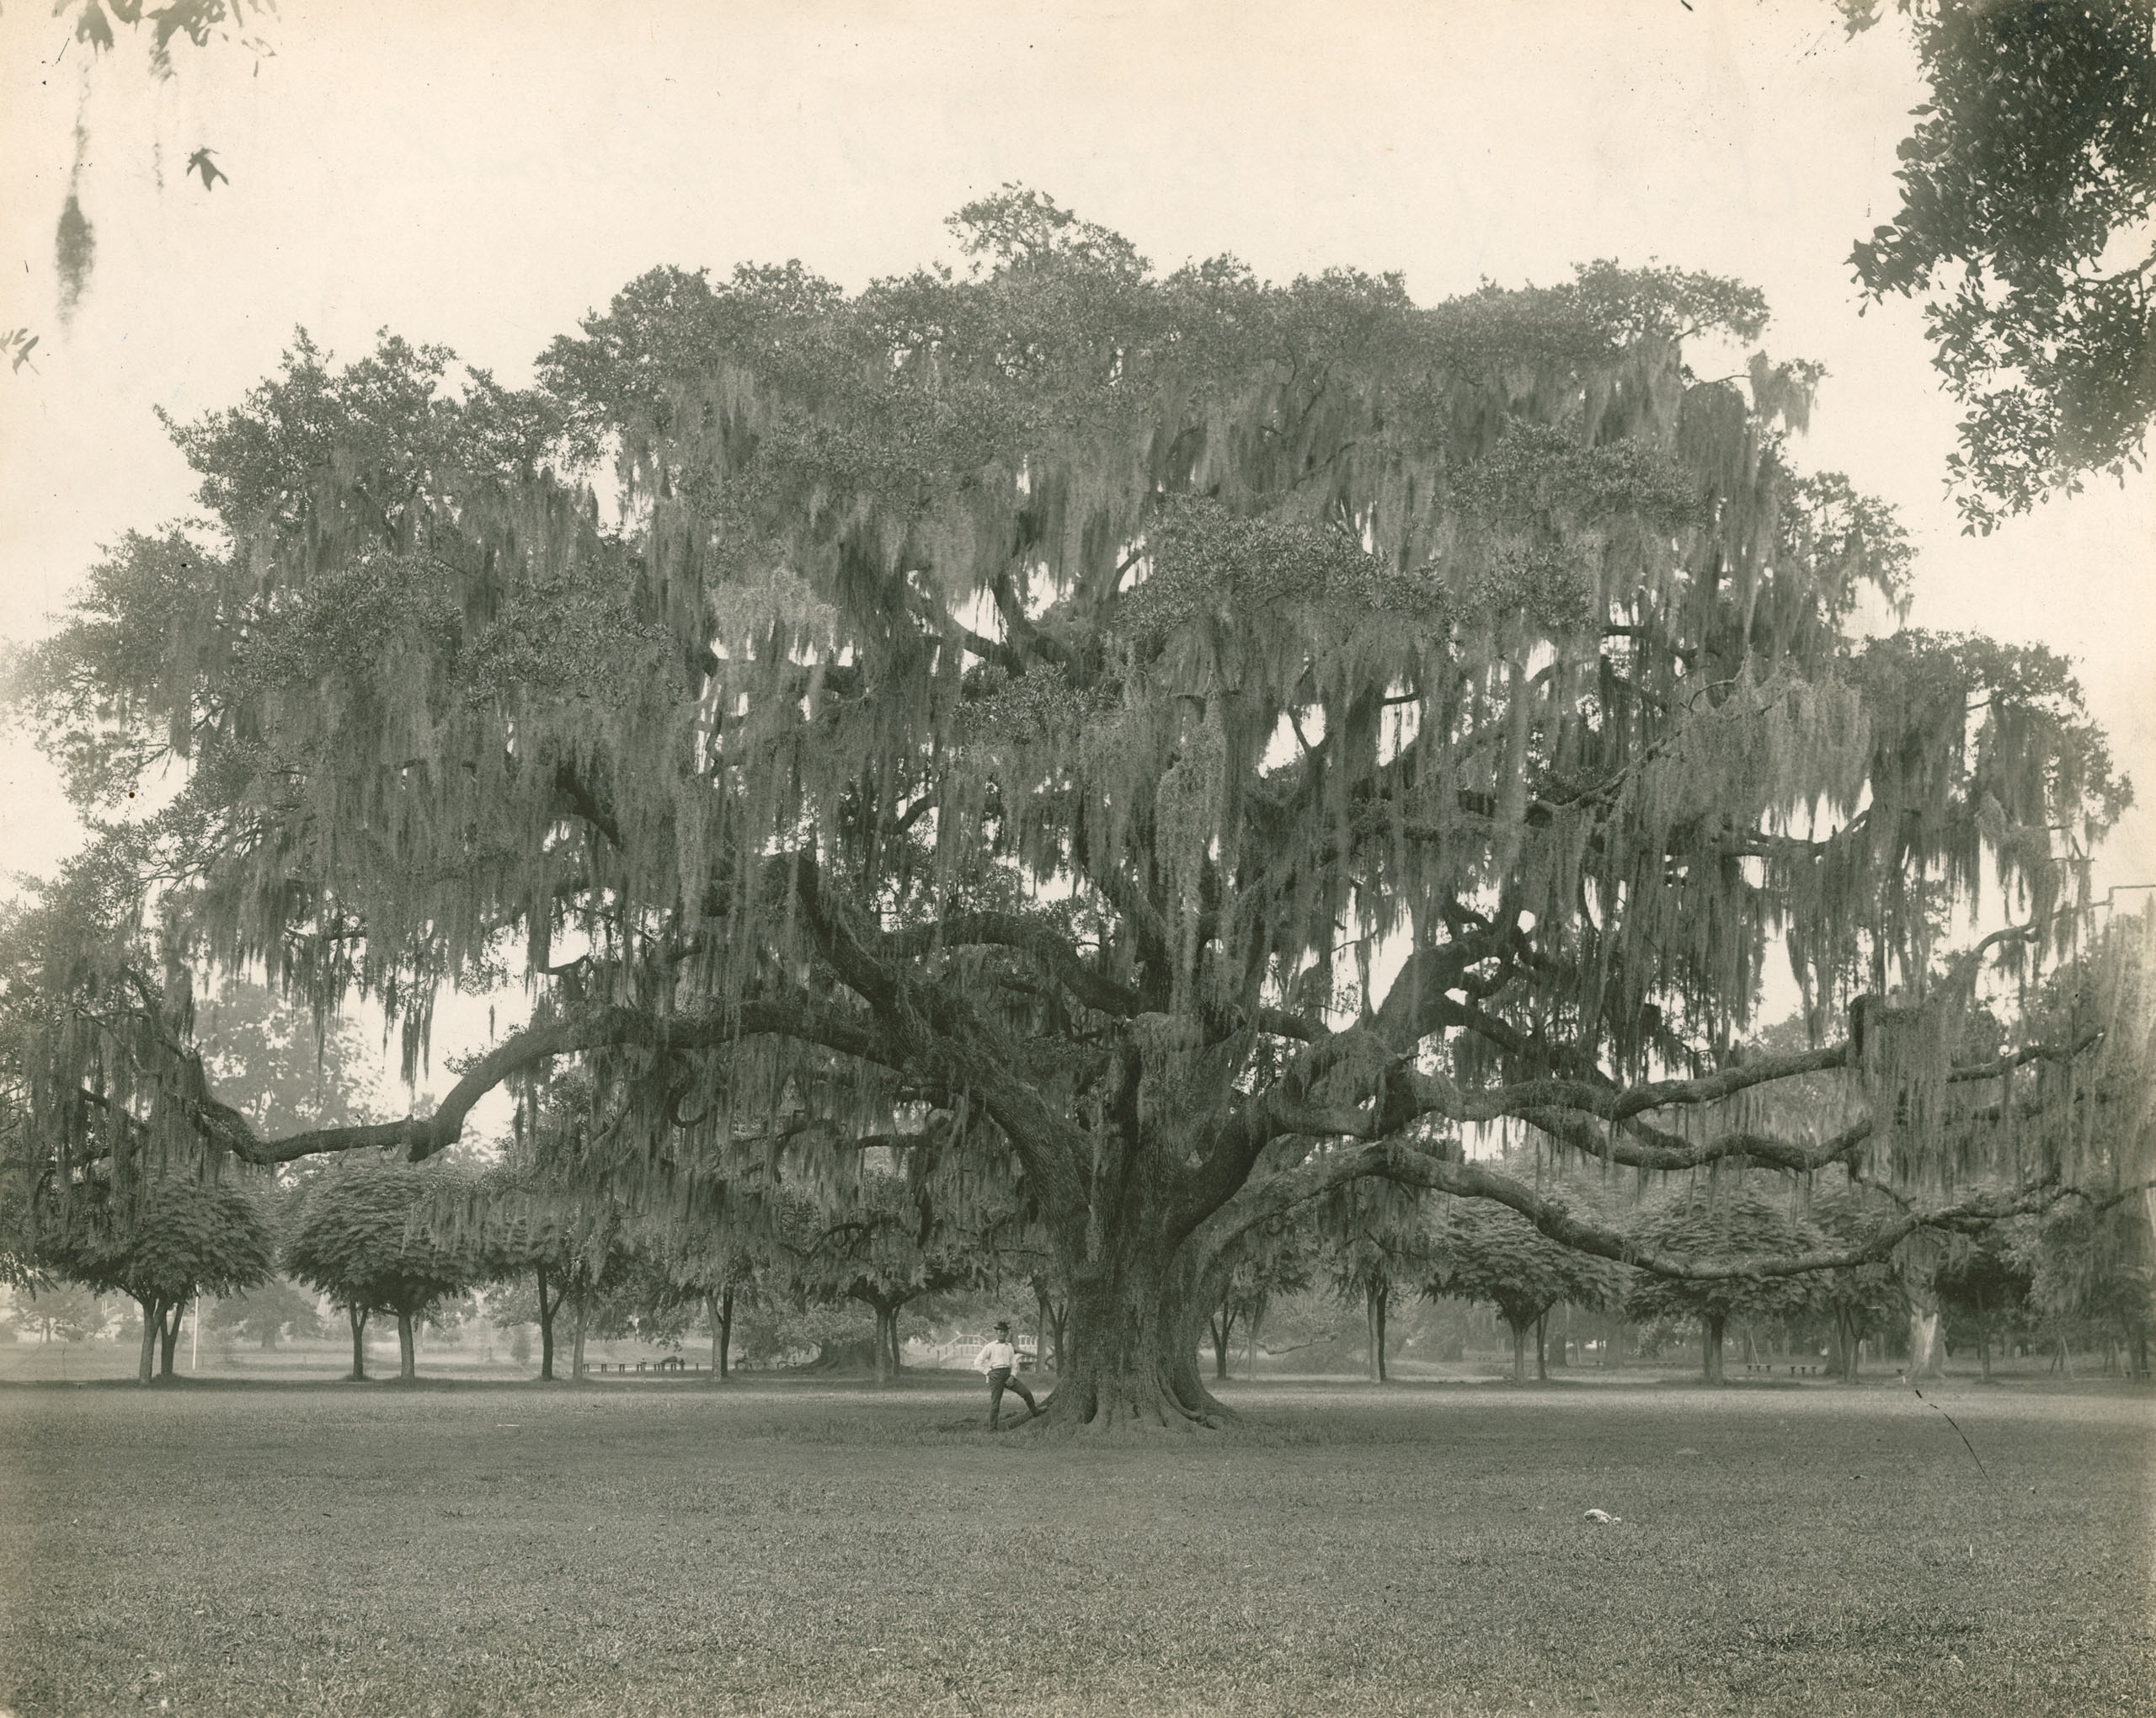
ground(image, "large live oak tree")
xmin=7 ymin=191 xmax=2150 ymax=1431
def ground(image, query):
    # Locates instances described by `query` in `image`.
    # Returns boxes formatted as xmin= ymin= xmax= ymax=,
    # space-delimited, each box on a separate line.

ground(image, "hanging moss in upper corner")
xmin=55 ymin=194 xmax=96 ymax=324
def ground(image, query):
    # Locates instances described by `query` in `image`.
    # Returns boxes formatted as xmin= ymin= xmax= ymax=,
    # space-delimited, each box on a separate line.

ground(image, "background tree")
xmin=1319 ymin=1179 xmax=1431 ymax=1384
xmin=1203 ymin=1212 xmax=1315 ymax=1381
xmin=1809 ymin=1183 xmax=1909 ymax=1379
xmin=1842 ymin=0 xmax=2156 ymax=525
xmin=768 ymin=1170 xmax=1004 ymax=1385
xmin=14 ymin=1280 xmax=108 ymax=1344
xmin=1933 ymin=1219 xmax=2033 ymax=1381
xmin=640 ymin=1212 xmax=764 ymax=1381
xmin=286 ymin=1160 xmax=476 ymax=1382
xmin=44 ymin=1171 xmax=275 ymax=1381
xmin=472 ymin=1224 xmax=572 ymax=1381
xmin=1626 ymin=1190 xmax=1825 ymax=1385
xmin=190 ymin=979 xmax=387 ymax=1143
xmin=2020 ymin=1198 xmax=2155 ymax=1379
xmin=205 ymin=1275 xmax=327 ymax=1350
xmin=7 ymin=191 xmax=2144 ymax=1434
xmin=1428 ymin=1193 xmax=1626 ymax=1384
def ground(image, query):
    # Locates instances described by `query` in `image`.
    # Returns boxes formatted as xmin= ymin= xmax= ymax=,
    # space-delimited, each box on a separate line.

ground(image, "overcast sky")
xmin=3 ymin=0 xmax=2150 ymax=1102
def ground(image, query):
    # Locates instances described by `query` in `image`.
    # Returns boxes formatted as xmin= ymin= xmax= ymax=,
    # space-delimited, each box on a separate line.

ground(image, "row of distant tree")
xmin=13 ymin=1123 xmax=2144 ymax=1394
xmin=1208 ymin=1146 xmax=2153 ymax=1388
xmin=6 ymin=1129 xmax=1049 ymax=1388
xmin=10 ymin=983 xmax=2147 ymax=1390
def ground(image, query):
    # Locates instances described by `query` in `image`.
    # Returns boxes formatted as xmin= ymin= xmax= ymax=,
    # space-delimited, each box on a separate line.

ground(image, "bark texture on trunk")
xmin=396 ymin=1312 xmax=417 ymax=1381
xmin=1702 ymin=1312 xmax=1726 ymax=1384
xmin=135 ymin=1296 xmax=163 ymax=1384
xmin=571 ymin=1299 xmax=588 ymax=1380
xmin=866 ymin=1300 xmax=898 ymax=1385
xmin=1028 ymin=1214 xmax=1224 ymax=1432
xmin=348 ymin=1305 xmax=369 ymax=1380
xmin=1365 ymin=1283 xmax=1390 ymax=1383
xmin=1508 ymin=1319 xmax=1531 ymax=1385
xmin=157 ymin=1305 xmax=182 ymax=1379
xmin=706 ymin=1288 xmax=734 ymax=1379
xmin=1037 ymin=1285 xmax=1063 ymax=1379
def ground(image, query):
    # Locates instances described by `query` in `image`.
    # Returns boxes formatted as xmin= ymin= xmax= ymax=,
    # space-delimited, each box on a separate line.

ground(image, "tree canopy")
xmin=6 ymin=189 xmax=2149 ymax=1431
xmin=1844 ymin=0 xmax=2156 ymax=525
xmin=1625 ymin=1187 xmax=1825 ymax=1383
xmin=285 ymin=1160 xmax=475 ymax=1381
xmin=1428 ymin=1193 xmax=1626 ymax=1383
xmin=43 ymin=1171 xmax=274 ymax=1381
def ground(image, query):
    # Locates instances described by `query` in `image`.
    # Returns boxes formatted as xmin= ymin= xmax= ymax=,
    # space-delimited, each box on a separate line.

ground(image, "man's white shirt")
xmin=975 ymin=1339 xmax=1017 ymax=1374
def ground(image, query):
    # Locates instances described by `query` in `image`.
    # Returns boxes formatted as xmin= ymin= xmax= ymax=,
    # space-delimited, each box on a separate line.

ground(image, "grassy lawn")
xmin=1 ymin=1373 xmax=2148 ymax=1718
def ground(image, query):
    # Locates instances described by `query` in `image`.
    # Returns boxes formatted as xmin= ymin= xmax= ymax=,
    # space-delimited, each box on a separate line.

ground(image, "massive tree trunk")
xmin=347 ymin=1305 xmax=369 ymax=1381
xmin=1507 ymin=1316 xmax=1532 ymax=1385
xmin=396 ymin=1312 xmax=417 ymax=1382
xmin=1702 ymin=1311 xmax=1726 ymax=1384
xmin=571 ymin=1296 xmax=588 ymax=1381
xmin=1534 ymin=1312 xmax=1549 ymax=1383
xmin=1031 ymin=1210 xmax=1223 ymax=1432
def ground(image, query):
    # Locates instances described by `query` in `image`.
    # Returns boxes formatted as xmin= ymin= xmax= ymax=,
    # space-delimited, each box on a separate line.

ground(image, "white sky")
xmin=3 ymin=0 xmax=2151 ymax=1110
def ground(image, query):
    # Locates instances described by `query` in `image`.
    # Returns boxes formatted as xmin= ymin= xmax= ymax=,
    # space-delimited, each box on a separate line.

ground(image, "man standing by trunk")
xmin=974 ymin=1320 xmax=1041 ymax=1429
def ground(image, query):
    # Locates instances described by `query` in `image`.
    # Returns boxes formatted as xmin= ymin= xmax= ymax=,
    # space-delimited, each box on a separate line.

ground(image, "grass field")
xmin=2 ymin=1372 xmax=2148 ymax=1718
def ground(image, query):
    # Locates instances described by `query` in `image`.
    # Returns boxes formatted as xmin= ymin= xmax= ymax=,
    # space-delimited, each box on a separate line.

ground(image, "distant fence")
xmin=914 ymin=1332 xmax=1039 ymax=1369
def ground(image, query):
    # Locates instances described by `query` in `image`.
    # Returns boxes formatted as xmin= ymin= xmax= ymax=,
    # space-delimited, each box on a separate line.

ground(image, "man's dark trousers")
xmin=988 ymin=1365 xmax=1038 ymax=1427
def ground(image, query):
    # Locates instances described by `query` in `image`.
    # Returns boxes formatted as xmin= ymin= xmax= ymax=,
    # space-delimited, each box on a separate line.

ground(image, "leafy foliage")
xmin=1844 ymin=0 xmax=2156 ymax=524
xmin=5 ymin=189 xmax=2143 ymax=1430
xmin=1429 ymin=1193 xmax=1626 ymax=1380
xmin=13 ymin=1279 xmax=109 ymax=1342
xmin=1808 ymin=1182 xmax=1910 ymax=1373
xmin=1626 ymin=1187 xmax=1825 ymax=1377
xmin=205 ymin=1273 xmax=327 ymax=1347
xmin=45 ymin=1172 xmax=274 ymax=1311
xmin=286 ymin=1160 xmax=475 ymax=1322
